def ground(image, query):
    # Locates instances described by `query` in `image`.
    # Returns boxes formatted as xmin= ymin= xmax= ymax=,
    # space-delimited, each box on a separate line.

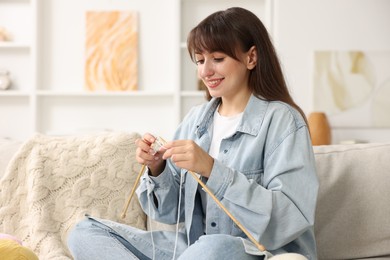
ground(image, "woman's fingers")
xmin=161 ymin=140 xmax=213 ymax=177
xmin=135 ymin=135 xmax=158 ymax=165
xmin=142 ymin=133 xmax=156 ymax=145
xmin=162 ymin=140 xmax=197 ymax=163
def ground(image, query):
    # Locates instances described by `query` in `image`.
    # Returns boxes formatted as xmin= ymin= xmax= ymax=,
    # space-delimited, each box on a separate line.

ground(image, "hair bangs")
xmin=187 ymin=16 xmax=239 ymax=62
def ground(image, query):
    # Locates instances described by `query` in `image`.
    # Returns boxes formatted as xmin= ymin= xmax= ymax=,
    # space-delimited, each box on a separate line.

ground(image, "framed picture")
xmin=85 ymin=11 xmax=138 ymax=91
xmin=312 ymin=50 xmax=390 ymax=128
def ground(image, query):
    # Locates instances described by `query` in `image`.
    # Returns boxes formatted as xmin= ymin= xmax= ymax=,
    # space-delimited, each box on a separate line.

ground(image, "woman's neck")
xmin=218 ymin=90 xmax=252 ymax=116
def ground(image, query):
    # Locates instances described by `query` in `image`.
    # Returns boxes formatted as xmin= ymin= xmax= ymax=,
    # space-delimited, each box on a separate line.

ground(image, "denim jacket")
xmin=137 ymin=94 xmax=319 ymax=259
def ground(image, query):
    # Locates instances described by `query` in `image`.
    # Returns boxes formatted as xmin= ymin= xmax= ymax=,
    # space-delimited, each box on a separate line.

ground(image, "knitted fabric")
xmin=0 ymin=132 xmax=146 ymax=259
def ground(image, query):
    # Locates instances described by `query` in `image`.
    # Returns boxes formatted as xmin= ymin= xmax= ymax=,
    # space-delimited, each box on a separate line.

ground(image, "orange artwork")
xmin=85 ymin=11 xmax=138 ymax=91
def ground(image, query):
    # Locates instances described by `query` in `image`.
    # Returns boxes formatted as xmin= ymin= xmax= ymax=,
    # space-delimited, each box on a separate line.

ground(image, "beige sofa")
xmin=0 ymin=132 xmax=389 ymax=259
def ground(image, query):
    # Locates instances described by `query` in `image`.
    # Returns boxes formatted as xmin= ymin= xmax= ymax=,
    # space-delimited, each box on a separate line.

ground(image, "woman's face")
xmin=195 ymin=51 xmax=251 ymax=100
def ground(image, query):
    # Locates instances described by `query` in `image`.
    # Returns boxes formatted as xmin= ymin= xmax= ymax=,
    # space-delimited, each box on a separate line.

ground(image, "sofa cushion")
xmin=313 ymin=143 xmax=390 ymax=259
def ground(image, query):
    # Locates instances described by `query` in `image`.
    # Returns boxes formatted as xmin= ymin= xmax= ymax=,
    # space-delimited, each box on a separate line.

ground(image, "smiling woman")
xmin=68 ymin=7 xmax=318 ymax=260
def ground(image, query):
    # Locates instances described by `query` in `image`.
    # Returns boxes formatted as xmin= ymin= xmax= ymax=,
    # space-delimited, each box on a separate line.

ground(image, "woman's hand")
xmin=135 ymin=133 xmax=166 ymax=176
xmin=162 ymin=140 xmax=214 ymax=178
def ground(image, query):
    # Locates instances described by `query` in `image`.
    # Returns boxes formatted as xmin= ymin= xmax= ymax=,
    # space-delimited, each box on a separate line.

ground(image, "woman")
xmin=68 ymin=7 xmax=318 ymax=260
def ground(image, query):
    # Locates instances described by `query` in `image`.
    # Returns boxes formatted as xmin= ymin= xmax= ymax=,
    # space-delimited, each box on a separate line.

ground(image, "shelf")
xmin=0 ymin=90 xmax=30 ymax=97
xmin=0 ymin=0 xmax=30 ymax=3
xmin=36 ymin=95 xmax=177 ymax=139
xmin=0 ymin=42 xmax=31 ymax=49
xmin=36 ymin=90 xmax=175 ymax=97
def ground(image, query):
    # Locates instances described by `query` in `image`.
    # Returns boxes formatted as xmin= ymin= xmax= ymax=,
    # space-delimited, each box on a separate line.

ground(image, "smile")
xmin=206 ymin=78 xmax=223 ymax=88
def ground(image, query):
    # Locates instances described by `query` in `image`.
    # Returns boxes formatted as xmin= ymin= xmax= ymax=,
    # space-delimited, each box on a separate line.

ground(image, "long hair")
xmin=187 ymin=7 xmax=307 ymax=123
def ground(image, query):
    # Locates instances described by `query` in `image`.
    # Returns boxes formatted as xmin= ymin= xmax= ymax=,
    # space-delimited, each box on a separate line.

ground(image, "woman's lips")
xmin=206 ymin=78 xmax=223 ymax=89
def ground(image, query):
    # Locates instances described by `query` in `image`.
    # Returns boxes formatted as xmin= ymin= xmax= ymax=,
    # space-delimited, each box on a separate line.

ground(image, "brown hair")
xmin=187 ymin=7 xmax=307 ymax=122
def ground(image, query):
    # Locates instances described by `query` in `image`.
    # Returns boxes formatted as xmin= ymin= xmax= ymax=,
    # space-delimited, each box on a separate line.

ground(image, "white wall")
xmin=273 ymin=0 xmax=390 ymax=144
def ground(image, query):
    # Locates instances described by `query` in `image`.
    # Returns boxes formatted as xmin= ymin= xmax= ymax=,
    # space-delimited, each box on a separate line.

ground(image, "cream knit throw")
xmin=0 ymin=132 xmax=147 ymax=259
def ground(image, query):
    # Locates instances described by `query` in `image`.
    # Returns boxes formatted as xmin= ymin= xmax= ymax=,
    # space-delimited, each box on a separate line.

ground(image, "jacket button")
xmin=211 ymin=222 xmax=217 ymax=227
xmin=223 ymin=149 xmax=228 ymax=153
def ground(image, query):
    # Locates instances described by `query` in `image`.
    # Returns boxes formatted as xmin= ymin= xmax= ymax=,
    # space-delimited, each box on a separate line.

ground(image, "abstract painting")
xmin=313 ymin=50 xmax=390 ymax=127
xmin=85 ymin=11 xmax=138 ymax=91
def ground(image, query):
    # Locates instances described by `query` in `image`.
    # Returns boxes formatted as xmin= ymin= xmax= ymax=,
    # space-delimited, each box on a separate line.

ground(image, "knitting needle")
xmin=121 ymin=136 xmax=167 ymax=219
xmin=121 ymin=137 xmax=166 ymax=219
xmin=187 ymin=170 xmax=266 ymax=252
xmin=121 ymin=164 xmax=146 ymax=219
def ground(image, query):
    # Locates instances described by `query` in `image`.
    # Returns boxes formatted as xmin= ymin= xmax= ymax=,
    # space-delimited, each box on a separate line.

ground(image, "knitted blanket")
xmin=0 ymin=132 xmax=147 ymax=259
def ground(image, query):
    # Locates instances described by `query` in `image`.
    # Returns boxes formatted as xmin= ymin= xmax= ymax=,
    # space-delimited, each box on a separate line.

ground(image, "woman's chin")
xmin=208 ymin=90 xmax=221 ymax=98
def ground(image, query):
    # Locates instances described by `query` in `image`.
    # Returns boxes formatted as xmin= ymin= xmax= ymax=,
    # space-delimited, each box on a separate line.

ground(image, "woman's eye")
xmin=195 ymin=59 xmax=204 ymax=65
xmin=214 ymin=58 xmax=224 ymax=62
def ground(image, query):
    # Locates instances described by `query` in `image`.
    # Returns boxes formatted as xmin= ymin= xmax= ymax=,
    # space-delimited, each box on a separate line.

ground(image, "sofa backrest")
xmin=313 ymin=143 xmax=390 ymax=259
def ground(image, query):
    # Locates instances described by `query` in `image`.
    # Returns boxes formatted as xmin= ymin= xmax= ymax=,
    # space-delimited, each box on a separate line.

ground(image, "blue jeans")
xmin=67 ymin=217 xmax=264 ymax=260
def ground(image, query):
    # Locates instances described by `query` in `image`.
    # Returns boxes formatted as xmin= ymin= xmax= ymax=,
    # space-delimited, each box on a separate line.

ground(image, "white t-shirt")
xmin=208 ymin=109 xmax=243 ymax=158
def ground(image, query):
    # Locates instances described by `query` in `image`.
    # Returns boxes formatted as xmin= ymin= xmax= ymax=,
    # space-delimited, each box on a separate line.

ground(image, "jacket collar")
xmin=195 ymin=94 xmax=268 ymax=138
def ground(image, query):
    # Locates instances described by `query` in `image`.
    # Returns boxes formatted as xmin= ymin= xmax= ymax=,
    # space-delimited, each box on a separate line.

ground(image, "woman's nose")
xmin=199 ymin=60 xmax=214 ymax=78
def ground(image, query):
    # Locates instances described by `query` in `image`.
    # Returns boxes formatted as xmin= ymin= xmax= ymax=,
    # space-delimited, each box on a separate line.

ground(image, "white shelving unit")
xmin=0 ymin=0 xmax=37 ymax=140
xmin=0 ymin=0 xmax=271 ymax=140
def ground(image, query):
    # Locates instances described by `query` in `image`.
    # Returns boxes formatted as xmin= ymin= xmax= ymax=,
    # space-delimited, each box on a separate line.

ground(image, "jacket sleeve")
xmin=136 ymin=165 xmax=185 ymax=224
xmin=136 ymin=106 xmax=200 ymax=224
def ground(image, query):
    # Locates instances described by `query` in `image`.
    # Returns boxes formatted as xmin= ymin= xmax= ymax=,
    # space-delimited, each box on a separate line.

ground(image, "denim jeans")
xmin=67 ymin=217 xmax=265 ymax=260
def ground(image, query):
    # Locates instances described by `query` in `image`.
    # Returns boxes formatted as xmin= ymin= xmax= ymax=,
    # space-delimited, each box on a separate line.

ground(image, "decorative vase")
xmin=307 ymin=112 xmax=332 ymax=145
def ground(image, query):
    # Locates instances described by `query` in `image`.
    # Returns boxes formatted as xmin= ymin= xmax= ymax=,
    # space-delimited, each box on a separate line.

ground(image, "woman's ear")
xmin=246 ymin=46 xmax=257 ymax=70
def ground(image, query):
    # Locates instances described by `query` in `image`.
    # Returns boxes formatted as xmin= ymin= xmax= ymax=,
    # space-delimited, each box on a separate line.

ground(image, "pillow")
xmin=314 ymin=143 xmax=390 ymax=259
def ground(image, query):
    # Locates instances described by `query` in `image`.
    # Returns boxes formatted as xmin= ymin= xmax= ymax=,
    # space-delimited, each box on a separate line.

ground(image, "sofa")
xmin=0 ymin=132 xmax=389 ymax=259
